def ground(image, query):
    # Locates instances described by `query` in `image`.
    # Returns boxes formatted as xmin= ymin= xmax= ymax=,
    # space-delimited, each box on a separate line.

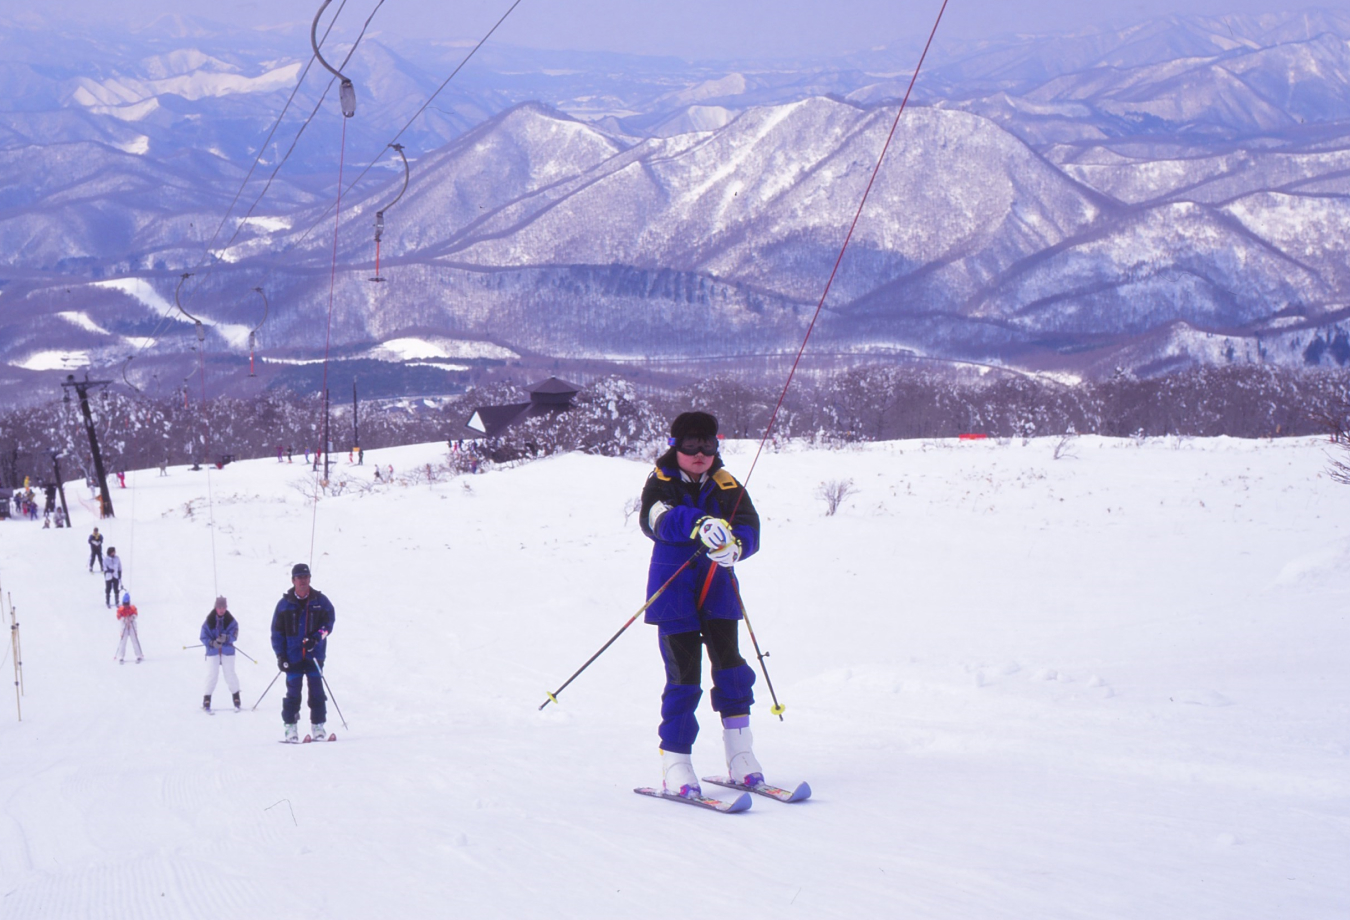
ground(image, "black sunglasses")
xmin=670 ymin=437 xmax=719 ymax=456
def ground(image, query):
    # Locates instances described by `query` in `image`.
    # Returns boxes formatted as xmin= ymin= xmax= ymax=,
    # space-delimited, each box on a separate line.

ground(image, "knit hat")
xmin=670 ymin=411 xmax=718 ymax=442
xmin=121 ymin=592 xmax=130 ymax=605
xmin=215 ymin=596 xmax=227 ymax=609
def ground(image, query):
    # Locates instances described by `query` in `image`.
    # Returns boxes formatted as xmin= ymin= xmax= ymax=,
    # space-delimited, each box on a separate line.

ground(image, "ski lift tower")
xmin=61 ymin=372 xmax=115 ymax=518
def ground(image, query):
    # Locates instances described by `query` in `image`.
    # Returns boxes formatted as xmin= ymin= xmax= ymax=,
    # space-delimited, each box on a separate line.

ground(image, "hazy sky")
xmin=26 ymin=0 xmax=1350 ymax=59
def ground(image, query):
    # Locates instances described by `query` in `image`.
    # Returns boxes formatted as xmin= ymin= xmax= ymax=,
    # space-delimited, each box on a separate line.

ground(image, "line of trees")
xmin=1 ymin=364 xmax=1344 ymax=488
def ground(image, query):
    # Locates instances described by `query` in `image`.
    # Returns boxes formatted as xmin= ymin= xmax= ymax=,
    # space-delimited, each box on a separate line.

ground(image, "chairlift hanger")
xmin=312 ymin=0 xmax=356 ymax=118
xmin=175 ymin=273 xmax=205 ymax=344
xmin=248 ymin=287 xmax=268 ymax=377
xmin=121 ymin=354 xmax=140 ymax=394
xmin=370 ymin=144 xmax=409 ymax=283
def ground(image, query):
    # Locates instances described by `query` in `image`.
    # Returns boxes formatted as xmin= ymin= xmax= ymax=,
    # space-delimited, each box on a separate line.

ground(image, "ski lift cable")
xmin=119 ymin=0 xmax=357 ymax=359
xmin=309 ymin=37 xmax=358 ymax=565
xmin=249 ymin=0 xmax=524 ymax=290
xmin=734 ymin=0 xmax=951 ymax=498
xmin=180 ymin=0 xmax=385 ymax=311
xmin=186 ymin=0 xmax=354 ymax=283
xmin=538 ymin=0 xmax=951 ymax=717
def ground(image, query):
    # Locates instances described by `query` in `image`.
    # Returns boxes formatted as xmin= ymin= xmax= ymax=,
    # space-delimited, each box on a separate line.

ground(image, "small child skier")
xmin=638 ymin=411 xmax=763 ymax=798
xmin=201 ymin=596 xmax=242 ymax=711
xmin=115 ymin=592 xmax=143 ymax=664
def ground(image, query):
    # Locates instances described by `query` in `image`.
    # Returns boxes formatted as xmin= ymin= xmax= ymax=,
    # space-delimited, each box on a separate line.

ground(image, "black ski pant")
xmin=90 ymin=547 xmax=102 ymax=571
xmin=282 ymin=662 xmax=327 ymax=725
xmin=657 ymin=617 xmax=755 ymax=754
xmin=104 ymin=577 xmax=119 ymax=607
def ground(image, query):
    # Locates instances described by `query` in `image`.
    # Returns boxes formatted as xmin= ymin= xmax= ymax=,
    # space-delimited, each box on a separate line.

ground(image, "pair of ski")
xmin=280 ymin=733 xmax=338 ymax=744
xmin=634 ymin=776 xmax=811 ymax=813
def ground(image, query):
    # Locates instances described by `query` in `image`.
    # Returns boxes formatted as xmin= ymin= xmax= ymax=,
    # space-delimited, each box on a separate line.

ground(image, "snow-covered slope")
xmin=0 ymin=436 xmax=1346 ymax=917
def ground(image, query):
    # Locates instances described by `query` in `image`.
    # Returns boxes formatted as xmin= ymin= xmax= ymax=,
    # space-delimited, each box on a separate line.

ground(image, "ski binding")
xmin=702 ymin=776 xmax=811 ymax=803
xmin=634 ymin=786 xmax=751 ymax=813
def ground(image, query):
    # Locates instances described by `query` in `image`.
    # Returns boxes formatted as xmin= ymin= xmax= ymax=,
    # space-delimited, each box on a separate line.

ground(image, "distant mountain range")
xmin=3 ymin=9 xmax=1350 ymax=404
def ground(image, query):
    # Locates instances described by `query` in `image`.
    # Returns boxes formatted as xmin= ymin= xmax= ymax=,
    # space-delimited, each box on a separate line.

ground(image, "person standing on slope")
xmin=638 ymin=411 xmax=763 ymax=799
xmin=102 ymin=547 xmax=122 ymax=608
xmin=271 ymin=563 xmax=336 ymax=742
xmin=88 ymin=526 xmax=104 ymax=572
xmin=115 ymin=592 xmax=143 ymax=663
xmin=201 ymin=596 xmax=242 ymax=712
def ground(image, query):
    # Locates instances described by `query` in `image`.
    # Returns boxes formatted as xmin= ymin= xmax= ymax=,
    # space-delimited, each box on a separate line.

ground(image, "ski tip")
xmin=726 ymin=791 xmax=753 ymax=812
xmin=788 ymin=781 xmax=812 ymax=802
xmin=302 ymin=735 xmax=312 ymax=743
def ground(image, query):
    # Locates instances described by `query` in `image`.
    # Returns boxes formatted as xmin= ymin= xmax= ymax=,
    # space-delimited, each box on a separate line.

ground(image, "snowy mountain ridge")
xmin=5 ymin=11 xmax=1350 ymax=400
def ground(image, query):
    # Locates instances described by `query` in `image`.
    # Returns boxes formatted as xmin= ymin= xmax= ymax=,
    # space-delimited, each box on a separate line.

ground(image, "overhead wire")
xmin=190 ymin=0 xmax=353 ymax=278
xmin=124 ymin=1 xmax=358 ymax=358
xmin=248 ymin=0 xmax=525 ymax=291
xmin=183 ymin=0 xmax=386 ymax=307
xmin=538 ymin=0 xmax=952 ymax=713
xmin=735 ymin=0 xmax=952 ymax=494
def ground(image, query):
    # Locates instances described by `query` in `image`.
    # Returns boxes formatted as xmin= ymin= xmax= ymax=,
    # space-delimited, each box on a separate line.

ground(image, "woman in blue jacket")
xmin=638 ymin=411 xmax=762 ymax=798
xmin=201 ymin=596 xmax=241 ymax=711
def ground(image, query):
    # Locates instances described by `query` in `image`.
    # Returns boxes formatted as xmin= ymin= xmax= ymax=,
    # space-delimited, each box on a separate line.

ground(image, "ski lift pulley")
xmin=311 ymin=0 xmax=356 ymax=118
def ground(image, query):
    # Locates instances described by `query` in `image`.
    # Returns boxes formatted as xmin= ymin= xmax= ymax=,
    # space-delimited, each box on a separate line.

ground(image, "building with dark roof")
xmin=464 ymin=377 xmax=580 ymax=437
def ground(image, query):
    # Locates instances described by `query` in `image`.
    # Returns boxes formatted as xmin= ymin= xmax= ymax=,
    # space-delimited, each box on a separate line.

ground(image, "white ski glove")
xmin=692 ymin=517 xmax=741 ymax=567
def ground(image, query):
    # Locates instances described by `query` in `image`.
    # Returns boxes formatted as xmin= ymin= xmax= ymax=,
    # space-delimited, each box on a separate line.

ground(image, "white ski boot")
xmin=723 ymin=718 xmax=764 ymax=786
xmin=310 ymin=723 xmax=327 ymax=742
xmin=660 ymin=749 xmax=701 ymax=798
xmin=283 ymin=723 xmax=299 ymax=743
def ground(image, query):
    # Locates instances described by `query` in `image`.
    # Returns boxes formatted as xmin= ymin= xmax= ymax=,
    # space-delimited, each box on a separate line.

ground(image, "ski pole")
xmin=184 ymin=644 xmax=257 ymax=663
xmin=737 ymin=595 xmax=785 ymax=721
xmin=312 ymin=658 xmax=347 ymax=730
xmin=251 ymin=669 xmax=282 ymax=711
xmin=538 ymin=554 xmax=699 ymax=711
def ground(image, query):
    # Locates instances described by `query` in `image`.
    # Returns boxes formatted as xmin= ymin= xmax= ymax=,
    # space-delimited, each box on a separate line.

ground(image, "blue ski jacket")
xmin=200 ymin=610 xmax=238 ymax=657
xmin=270 ymin=588 xmax=335 ymax=666
xmin=638 ymin=456 xmax=760 ymax=633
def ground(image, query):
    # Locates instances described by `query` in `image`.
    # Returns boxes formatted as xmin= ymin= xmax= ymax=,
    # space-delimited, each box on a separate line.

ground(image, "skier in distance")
xmin=201 ymin=596 xmax=242 ymax=712
xmin=271 ymin=563 xmax=335 ymax=742
xmin=102 ymin=547 xmax=122 ymax=608
xmin=88 ymin=526 xmax=103 ymax=572
xmin=115 ymin=591 xmax=143 ymax=663
xmin=639 ymin=411 xmax=763 ymax=798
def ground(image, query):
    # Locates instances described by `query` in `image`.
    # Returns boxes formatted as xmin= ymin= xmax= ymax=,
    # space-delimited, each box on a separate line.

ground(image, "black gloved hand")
xmin=301 ymin=636 xmax=317 ymax=653
xmin=277 ymin=657 xmax=290 ymax=672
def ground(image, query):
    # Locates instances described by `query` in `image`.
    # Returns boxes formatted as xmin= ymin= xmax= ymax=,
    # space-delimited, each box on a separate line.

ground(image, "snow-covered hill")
xmin=8 ymin=11 xmax=1350 ymax=392
xmin=0 ymin=436 xmax=1346 ymax=917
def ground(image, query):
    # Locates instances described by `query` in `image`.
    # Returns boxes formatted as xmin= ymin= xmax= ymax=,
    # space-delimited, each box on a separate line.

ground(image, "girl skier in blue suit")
xmin=638 ymin=411 xmax=762 ymax=798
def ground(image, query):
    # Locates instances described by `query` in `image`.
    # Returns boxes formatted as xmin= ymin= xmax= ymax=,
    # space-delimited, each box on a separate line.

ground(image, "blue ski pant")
xmin=657 ymin=617 xmax=755 ymax=754
xmin=281 ymin=662 xmax=327 ymax=725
